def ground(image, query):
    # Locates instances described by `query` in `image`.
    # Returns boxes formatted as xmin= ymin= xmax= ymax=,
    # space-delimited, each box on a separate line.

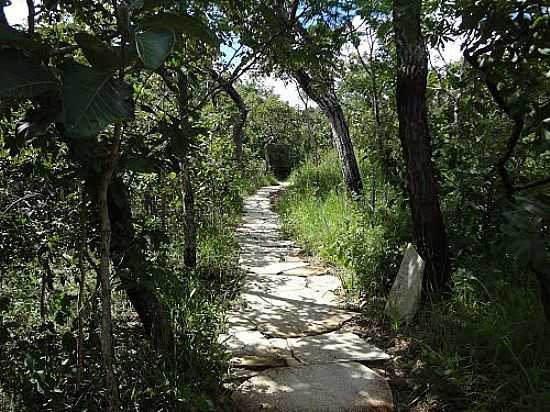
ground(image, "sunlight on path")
xmin=222 ymin=183 xmax=395 ymax=411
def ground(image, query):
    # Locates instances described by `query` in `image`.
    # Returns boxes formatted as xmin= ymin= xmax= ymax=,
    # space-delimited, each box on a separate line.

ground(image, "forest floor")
xmin=220 ymin=183 xmax=395 ymax=411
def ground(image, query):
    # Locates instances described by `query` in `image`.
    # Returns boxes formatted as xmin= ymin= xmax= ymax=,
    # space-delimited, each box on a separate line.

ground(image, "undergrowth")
xmin=277 ymin=150 xmax=550 ymax=411
xmin=0 ymin=168 xmax=273 ymax=411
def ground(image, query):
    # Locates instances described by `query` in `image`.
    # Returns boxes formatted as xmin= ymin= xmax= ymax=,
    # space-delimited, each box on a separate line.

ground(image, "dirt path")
xmin=222 ymin=183 xmax=395 ymax=411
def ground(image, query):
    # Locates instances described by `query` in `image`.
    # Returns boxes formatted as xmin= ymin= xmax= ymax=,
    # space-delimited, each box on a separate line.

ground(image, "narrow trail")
xmin=222 ymin=183 xmax=395 ymax=411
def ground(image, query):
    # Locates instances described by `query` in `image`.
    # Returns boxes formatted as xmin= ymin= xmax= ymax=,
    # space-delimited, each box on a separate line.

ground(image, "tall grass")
xmin=278 ymin=150 xmax=408 ymax=296
xmin=278 ymin=149 xmax=550 ymax=410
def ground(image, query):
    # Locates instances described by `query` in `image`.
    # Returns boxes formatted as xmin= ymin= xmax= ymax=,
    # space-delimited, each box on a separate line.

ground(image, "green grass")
xmin=277 ymin=151 xmax=407 ymax=296
xmin=277 ymin=150 xmax=550 ymax=411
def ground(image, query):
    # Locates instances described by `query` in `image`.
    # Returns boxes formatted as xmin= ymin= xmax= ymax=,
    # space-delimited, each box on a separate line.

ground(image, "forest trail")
xmin=222 ymin=183 xmax=395 ymax=411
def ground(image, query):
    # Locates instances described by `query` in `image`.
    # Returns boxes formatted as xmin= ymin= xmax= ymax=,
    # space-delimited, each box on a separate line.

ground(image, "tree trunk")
xmin=294 ymin=70 xmax=363 ymax=197
xmin=209 ymin=69 xmax=248 ymax=162
xmin=532 ymin=265 xmax=550 ymax=324
xmin=60 ymin=129 xmax=173 ymax=352
xmin=354 ymin=39 xmax=386 ymax=171
xmin=82 ymin=172 xmax=174 ymax=352
xmin=179 ymin=160 xmax=197 ymax=268
xmin=177 ymin=70 xmax=197 ymax=269
xmin=76 ymin=183 xmax=87 ymax=389
xmin=26 ymin=0 xmax=35 ymax=33
xmin=96 ymin=124 xmax=121 ymax=411
xmin=394 ymin=0 xmax=451 ymax=295
xmin=0 ymin=6 xmax=7 ymax=25
xmin=107 ymin=177 xmax=174 ymax=351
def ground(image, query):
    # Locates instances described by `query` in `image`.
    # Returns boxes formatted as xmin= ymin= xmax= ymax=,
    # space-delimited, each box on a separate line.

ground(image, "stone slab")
xmin=287 ymin=331 xmax=390 ymax=364
xmin=229 ymin=302 xmax=356 ymax=338
xmin=244 ymin=261 xmax=309 ymax=275
xmin=385 ymin=243 xmax=425 ymax=323
xmin=305 ymin=274 xmax=342 ymax=293
xmin=229 ymin=355 xmax=288 ymax=368
xmin=232 ymin=363 xmax=394 ymax=412
xmin=224 ymin=368 xmax=260 ymax=382
xmin=282 ymin=265 xmax=330 ymax=277
xmin=220 ymin=330 xmax=290 ymax=359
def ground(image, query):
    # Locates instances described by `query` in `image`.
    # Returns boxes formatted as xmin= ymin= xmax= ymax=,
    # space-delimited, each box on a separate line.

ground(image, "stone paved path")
xmin=222 ymin=183 xmax=395 ymax=411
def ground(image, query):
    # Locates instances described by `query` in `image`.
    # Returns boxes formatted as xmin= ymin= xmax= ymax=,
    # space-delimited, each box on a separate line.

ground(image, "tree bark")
xmin=179 ymin=160 xmax=197 ymax=268
xmin=96 ymin=124 xmax=121 ymax=411
xmin=394 ymin=0 xmax=451 ymax=295
xmin=531 ymin=264 xmax=550 ymax=324
xmin=0 ymin=3 xmax=8 ymax=25
xmin=76 ymin=183 xmax=87 ymax=389
xmin=26 ymin=0 xmax=35 ymax=33
xmin=294 ymin=70 xmax=363 ymax=197
xmin=108 ymin=177 xmax=173 ymax=351
xmin=209 ymin=69 xmax=248 ymax=162
xmin=83 ymin=170 xmax=174 ymax=353
xmin=177 ymin=70 xmax=197 ymax=269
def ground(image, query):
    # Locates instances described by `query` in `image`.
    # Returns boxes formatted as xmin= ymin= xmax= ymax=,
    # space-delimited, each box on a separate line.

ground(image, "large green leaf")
xmin=61 ymin=63 xmax=134 ymax=137
xmin=135 ymin=30 xmax=175 ymax=70
xmin=142 ymin=13 xmax=219 ymax=47
xmin=0 ymin=50 xmax=58 ymax=98
xmin=75 ymin=33 xmax=120 ymax=70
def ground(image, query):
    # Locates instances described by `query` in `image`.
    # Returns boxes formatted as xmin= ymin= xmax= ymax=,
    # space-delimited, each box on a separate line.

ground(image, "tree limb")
xmin=209 ymin=68 xmax=248 ymax=160
xmin=464 ymin=50 xmax=525 ymax=194
xmin=26 ymin=0 xmax=34 ymax=33
xmin=0 ymin=1 xmax=9 ymax=25
xmin=513 ymin=175 xmax=550 ymax=192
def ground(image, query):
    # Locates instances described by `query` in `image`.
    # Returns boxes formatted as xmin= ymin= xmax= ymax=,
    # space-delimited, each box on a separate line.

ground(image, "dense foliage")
xmin=0 ymin=0 xmax=549 ymax=411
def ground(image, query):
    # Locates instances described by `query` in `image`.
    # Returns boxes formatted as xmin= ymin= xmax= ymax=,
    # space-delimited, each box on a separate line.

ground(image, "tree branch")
xmin=26 ymin=0 xmax=34 ymax=33
xmin=513 ymin=175 xmax=550 ymax=192
xmin=0 ymin=1 xmax=9 ymax=25
xmin=209 ymin=68 xmax=248 ymax=160
xmin=464 ymin=50 xmax=525 ymax=194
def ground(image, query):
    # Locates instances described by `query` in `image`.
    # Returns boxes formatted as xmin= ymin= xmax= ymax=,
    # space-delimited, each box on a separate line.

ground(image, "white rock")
xmin=385 ymin=243 xmax=425 ymax=323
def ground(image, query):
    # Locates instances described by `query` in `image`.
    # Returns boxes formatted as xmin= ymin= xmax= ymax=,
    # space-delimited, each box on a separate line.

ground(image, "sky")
xmin=4 ymin=0 xmax=29 ymax=26
xmin=5 ymin=0 xmax=463 ymax=108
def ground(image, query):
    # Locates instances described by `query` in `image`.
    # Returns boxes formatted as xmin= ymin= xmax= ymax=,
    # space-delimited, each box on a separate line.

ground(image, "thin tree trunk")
xmin=40 ymin=268 xmax=47 ymax=319
xmin=39 ymin=257 xmax=54 ymax=319
xmin=294 ymin=70 xmax=363 ymax=197
xmin=531 ymin=264 xmax=550 ymax=324
xmin=76 ymin=183 xmax=87 ymax=389
xmin=107 ymin=176 xmax=174 ymax=351
xmin=180 ymin=159 xmax=197 ymax=268
xmin=26 ymin=0 xmax=35 ymax=33
xmin=394 ymin=0 xmax=451 ymax=295
xmin=209 ymin=69 xmax=248 ymax=161
xmin=0 ymin=5 xmax=7 ymax=25
xmin=354 ymin=39 xmax=385 ymax=167
xmin=177 ymin=70 xmax=197 ymax=269
xmin=264 ymin=144 xmax=271 ymax=174
xmin=78 ymin=171 xmax=175 ymax=352
xmin=96 ymin=124 xmax=122 ymax=411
